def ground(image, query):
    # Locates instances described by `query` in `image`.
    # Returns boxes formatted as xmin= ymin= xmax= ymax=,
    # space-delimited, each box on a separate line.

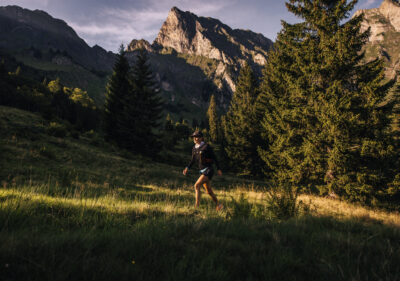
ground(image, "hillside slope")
xmin=0 ymin=5 xmax=115 ymax=72
xmin=1 ymin=105 xmax=400 ymax=280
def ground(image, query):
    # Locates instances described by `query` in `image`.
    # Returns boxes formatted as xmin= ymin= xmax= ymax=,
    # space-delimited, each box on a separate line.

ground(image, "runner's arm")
xmin=186 ymin=148 xmax=195 ymax=170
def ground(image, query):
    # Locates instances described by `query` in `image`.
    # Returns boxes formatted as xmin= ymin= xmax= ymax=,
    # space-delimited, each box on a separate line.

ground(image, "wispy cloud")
xmin=0 ymin=0 xmax=49 ymax=8
xmin=70 ymin=20 xmax=160 ymax=52
xmin=100 ymin=7 xmax=167 ymax=22
xmin=70 ymin=7 xmax=168 ymax=51
xmin=359 ymin=0 xmax=379 ymax=9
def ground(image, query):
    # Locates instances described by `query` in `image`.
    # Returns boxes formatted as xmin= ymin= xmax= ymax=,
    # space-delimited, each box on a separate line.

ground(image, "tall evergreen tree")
xmin=103 ymin=45 xmax=133 ymax=144
xmin=207 ymin=94 xmax=219 ymax=143
xmin=223 ymin=63 xmax=263 ymax=176
xmin=131 ymin=49 xmax=163 ymax=156
xmin=258 ymin=0 xmax=399 ymax=203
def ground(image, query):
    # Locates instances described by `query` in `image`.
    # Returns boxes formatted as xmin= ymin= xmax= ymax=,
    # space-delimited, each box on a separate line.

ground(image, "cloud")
xmin=69 ymin=7 xmax=168 ymax=51
xmin=0 ymin=0 xmax=49 ymax=8
xmin=68 ymin=7 xmax=168 ymax=51
xmin=70 ymin=21 xmax=160 ymax=52
xmin=359 ymin=0 xmax=379 ymax=8
xmin=100 ymin=7 xmax=167 ymax=23
xmin=178 ymin=1 xmax=232 ymax=15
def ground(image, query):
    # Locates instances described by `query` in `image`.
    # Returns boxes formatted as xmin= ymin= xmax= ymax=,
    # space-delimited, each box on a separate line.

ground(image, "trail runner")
xmin=183 ymin=131 xmax=223 ymax=210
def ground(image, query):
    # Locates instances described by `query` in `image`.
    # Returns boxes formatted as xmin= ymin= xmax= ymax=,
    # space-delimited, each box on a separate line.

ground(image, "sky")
xmin=0 ymin=0 xmax=383 ymax=52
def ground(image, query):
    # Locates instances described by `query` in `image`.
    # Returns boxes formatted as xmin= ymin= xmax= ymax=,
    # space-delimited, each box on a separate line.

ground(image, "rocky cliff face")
xmin=125 ymin=7 xmax=273 ymax=114
xmin=127 ymin=39 xmax=154 ymax=52
xmin=354 ymin=0 xmax=400 ymax=79
xmin=153 ymin=7 xmax=272 ymax=67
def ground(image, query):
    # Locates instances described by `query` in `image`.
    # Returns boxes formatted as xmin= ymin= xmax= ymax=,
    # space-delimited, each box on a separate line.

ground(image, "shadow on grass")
xmin=0 ymin=212 xmax=399 ymax=281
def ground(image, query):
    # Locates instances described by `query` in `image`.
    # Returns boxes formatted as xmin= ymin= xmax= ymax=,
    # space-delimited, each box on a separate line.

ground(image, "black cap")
xmin=190 ymin=130 xmax=203 ymax=137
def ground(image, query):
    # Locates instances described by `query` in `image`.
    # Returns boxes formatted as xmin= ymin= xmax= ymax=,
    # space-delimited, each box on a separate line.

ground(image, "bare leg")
xmin=195 ymin=175 xmax=222 ymax=209
xmin=203 ymin=180 xmax=218 ymax=205
xmin=194 ymin=175 xmax=207 ymax=207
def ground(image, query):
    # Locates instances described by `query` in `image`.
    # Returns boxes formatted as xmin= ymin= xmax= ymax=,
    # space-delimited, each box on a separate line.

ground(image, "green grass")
xmin=1 ymin=106 xmax=400 ymax=280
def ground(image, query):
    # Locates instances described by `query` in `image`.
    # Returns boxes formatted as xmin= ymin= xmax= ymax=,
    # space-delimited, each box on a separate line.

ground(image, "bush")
xmin=39 ymin=145 xmax=56 ymax=159
xmin=83 ymin=130 xmax=103 ymax=146
xmin=229 ymin=194 xmax=268 ymax=220
xmin=230 ymin=194 xmax=253 ymax=219
xmin=47 ymin=122 xmax=67 ymax=138
xmin=266 ymin=183 xmax=310 ymax=220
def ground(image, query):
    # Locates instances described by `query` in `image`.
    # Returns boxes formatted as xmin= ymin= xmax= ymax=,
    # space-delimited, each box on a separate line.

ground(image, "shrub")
xmin=47 ymin=122 xmax=67 ymax=138
xmin=229 ymin=194 xmax=268 ymax=220
xmin=39 ymin=145 xmax=56 ymax=159
xmin=266 ymin=183 xmax=310 ymax=220
xmin=230 ymin=194 xmax=253 ymax=219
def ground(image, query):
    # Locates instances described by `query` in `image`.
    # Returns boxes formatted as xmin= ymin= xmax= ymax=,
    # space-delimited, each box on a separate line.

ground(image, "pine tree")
xmin=207 ymin=94 xmax=219 ymax=143
xmin=165 ymin=114 xmax=174 ymax=132
xmin=131 ymin=49 xmax=163 ymax=156
xmin=103 ymin=45 xmax=132 ymax=144
xmin=192 ymin=118 xmax=199 ymax=129
xmin=223 ymin=63 xmax=263 ymax=176
xmin=258 ymin=0 xmax=399 ymax=203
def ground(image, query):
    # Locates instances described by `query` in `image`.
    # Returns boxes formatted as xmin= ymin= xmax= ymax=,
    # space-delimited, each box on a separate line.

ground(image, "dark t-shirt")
xmin=186 ymin=142 xmax=220 ymax=170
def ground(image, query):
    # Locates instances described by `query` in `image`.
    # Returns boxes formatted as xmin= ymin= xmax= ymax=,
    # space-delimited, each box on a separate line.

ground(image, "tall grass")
xmin=1 ymin=106 xmax=400 ymax=280
xmin=1 ymin=182 xmax=400 ymax=281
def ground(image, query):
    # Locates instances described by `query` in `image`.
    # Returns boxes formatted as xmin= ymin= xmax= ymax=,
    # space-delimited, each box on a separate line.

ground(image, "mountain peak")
xmin=170 ymin=6 xmax=182 ymax=14
xmin=0 ymin=5 xmax=79 ymax=40
xmin=153 ymin=7 xmax=272 ymax=66
xmin=127 ymin=39 xmax=153 ymax=52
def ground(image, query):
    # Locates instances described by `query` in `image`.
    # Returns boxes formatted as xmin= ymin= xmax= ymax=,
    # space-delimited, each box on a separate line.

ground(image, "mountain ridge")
xmin=152 ymin=6 xmax=273 ymax=67
xmin=0 ymin=5 xmax=115 ymax=72
xmin=126 ymin=6 xmax=274 ymax=110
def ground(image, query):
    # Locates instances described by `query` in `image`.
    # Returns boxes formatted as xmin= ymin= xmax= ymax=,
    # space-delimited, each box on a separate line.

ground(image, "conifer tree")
xmin=223 ymin=63 xmax=263 ymax=176
xmin=131 ymin=49 xmax=163 ymax=156
xmin=165 ymin=114 xmax=174 ymax=132
xmin=258 ymin=0 xmax=399 ymax=203
xmin=103 ymin=45 xmax=132 ymax=144
xmin=207 ymin=94 xmax=219 ymax=143
xmin=192 ymin=118 xmax=199 ymax=129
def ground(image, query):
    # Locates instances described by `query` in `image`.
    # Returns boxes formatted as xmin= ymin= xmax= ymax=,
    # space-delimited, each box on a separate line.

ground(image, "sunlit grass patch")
xmin=299 ymin=194 xmax=400 ymax=227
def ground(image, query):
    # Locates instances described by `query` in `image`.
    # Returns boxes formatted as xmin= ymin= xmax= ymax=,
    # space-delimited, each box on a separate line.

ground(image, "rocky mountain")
xmin=153 ymin=7 xmax=273 ymax=67
xmin=0 ymin=5 xmax=273 ymax=118
xmin=126 ymin=7 xmax=273 ymax=117
xmin=354 ymin=0 xmax=400 ymax=79
xmin=0 ymin=5 xmax=115 ymax=72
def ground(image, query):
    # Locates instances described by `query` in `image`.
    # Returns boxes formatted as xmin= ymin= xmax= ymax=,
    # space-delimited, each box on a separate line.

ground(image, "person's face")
xmin=193 ymin=136 xmax=202 ymax=144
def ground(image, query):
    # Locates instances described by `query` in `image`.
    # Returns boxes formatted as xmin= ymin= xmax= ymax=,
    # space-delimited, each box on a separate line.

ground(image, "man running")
xmin=183 ymin=131 xmax=223 ymax=210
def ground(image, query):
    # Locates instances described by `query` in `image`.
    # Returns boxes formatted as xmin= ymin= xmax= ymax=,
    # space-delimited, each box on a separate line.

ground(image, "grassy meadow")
xmin=1 ymin=106 xmax=400 ymax=281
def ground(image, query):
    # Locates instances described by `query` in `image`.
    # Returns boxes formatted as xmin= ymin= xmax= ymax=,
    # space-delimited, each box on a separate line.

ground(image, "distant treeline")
xmin=0 ymin=56 xmax=99 ymax=131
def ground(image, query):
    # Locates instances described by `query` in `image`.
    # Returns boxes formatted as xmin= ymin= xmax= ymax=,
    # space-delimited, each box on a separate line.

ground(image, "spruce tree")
xmin=103 ymin=45 xmax=133 ymax=144
xmin=223 ymin=63 xmax=263 ymax=176
xmin=207 ymin=94 xmax=219 ymax=143
xmin=258 ymin=0 xmax=399 ymax=203
xmin=131 ymin=49 xmax=163 ymax=156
